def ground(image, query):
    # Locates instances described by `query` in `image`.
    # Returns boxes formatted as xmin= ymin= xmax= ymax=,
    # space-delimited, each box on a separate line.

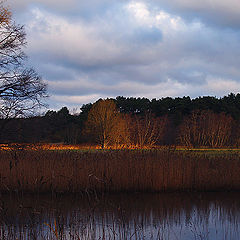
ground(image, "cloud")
xmin=10 ymin=0 xmax=240 ymax=28
xmin=8 ymin=0 xmax=240 ymax=109
xmin=10 ymin=0 xmax=80 ymax=12
xmin=151 ymin=0 xmax=240 ymax=28
xmin=26 ymin=5 xmax=165 ymax=70
xmin=50 ymin=75 xmax=240 ymax=109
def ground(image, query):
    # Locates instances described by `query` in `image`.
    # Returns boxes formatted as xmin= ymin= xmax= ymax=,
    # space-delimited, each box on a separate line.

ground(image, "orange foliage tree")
xmin=84 ymin=99 xmax=129 ymax=148
xmin=0 ymin=5 xmax=10 ymax=24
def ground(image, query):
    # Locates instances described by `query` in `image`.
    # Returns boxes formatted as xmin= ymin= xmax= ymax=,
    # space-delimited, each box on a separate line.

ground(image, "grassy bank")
xmin=0 ymin=149 xmax=240 ymax=193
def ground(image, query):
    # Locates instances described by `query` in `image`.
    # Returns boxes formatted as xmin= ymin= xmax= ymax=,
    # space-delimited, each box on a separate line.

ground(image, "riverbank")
xmin=0 ymin=149 xmax=240 ymax=193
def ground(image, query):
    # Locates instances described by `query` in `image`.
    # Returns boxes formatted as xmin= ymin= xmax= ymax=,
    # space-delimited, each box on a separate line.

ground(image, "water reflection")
xmin=0 ymin=192 xmax=240 ymax=239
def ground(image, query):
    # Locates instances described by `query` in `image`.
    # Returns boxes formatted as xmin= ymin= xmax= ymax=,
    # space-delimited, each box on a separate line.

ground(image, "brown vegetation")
xmin=84 ymin=99 xmax=128 ymax=149
xmin=130 ymin=113 xmax=168 ymax=148
xmin=0 ymin=149 xmax=240 ymax=193
xmin=84 ymin=99 xmax=168 ymax=149
xmin=82 ymin=100 xmax=237 ymax=149
xmin=178 ymin=110 xmax=233 ymax=147
xmin=0 ymin=5 xmax=11 ymax=24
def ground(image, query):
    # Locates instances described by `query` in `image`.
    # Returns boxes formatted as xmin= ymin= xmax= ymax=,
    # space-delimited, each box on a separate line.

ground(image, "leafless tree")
xmin=130 ymin=113 xmax=168 ymax=148
xmin=0 ymin=5 xmax=47 ymax=120
xmin=178 ymin=110 xmax=233 ymax=147
xmin=205 ymin=111 xmax=233 ymax=147
xmin=178 ymin=110 xmax=207 ymax=147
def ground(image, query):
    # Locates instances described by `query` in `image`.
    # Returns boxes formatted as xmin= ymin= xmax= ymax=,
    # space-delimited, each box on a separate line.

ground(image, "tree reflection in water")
xmin=0 ymin=192 xmax=239 ymax=240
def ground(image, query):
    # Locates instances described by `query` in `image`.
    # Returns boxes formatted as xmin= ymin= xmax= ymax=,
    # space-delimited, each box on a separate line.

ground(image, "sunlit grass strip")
xmin=2 ymin=143 xmax=240 ymax=151
xmin=0 ymin=143 xmax=99 ymax=151
xmin=0 ymin=143 xmax=170 ymax=151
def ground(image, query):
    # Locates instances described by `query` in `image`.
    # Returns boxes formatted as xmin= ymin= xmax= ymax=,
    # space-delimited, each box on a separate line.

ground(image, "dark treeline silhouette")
xmin=1 ymin=93 xmax=240 ymax=147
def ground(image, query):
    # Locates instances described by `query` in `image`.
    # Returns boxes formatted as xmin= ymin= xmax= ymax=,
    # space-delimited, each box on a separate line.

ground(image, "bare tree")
xmin=0 ymin=5 xmax=47 ymax=120
xmin=205 ymin=111 xmax=233 ymax=147
xmin=178 ymin=110 xmax=233 ymax=148
xmin=130 ymin=113 xmax=167 ymax=148
xmin=84 ymin=99 xmax=129 ymax=149
xmin=178 ymin=110 xmax=207 ymax=147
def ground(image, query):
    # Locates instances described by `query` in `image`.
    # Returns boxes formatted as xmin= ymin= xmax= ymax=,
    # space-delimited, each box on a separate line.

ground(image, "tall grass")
xmin=0 ymin=149 xmax=240 ymax=192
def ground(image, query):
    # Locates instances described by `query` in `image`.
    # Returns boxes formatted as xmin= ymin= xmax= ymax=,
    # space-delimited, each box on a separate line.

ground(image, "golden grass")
xmin=0 ymin=143 xmax=98 ymax=151
xmin=1 ymin=143 xmax=240 ymax=151
xmin=0 ymin=149 xmax=240 ymax=193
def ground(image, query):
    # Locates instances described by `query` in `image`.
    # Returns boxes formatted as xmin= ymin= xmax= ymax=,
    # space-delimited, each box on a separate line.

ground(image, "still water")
xmin=0 ymin=192 xmax=240 ymax=239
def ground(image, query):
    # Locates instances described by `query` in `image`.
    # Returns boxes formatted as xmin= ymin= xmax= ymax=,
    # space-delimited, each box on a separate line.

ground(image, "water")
xmin=0 ymin=192 xmax=240 ymax=239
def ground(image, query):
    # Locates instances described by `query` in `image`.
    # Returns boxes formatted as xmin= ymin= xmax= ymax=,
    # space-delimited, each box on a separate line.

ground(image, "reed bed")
xmin=0 ymin=149 xmax=240 ymax=193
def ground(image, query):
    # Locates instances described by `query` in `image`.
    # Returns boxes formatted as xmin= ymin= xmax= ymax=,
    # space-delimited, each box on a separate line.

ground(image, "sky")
xmin=10 ymin=0 xmax=240 ymax=110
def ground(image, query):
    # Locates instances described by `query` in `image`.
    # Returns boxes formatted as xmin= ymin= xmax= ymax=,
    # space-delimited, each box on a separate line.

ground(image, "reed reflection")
xmin=0 ymin=192 xmax=240 ymax=239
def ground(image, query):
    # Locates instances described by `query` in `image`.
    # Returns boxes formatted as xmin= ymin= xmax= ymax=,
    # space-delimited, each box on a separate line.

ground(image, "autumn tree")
xmin=84 ymin=99 xmax=129 ymax=148
xmin=0 ymin=4 xmax=47 ymax=120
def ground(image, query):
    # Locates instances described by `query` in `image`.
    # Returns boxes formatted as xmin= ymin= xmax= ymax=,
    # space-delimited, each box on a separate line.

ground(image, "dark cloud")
xmin=150 ymin=0 xmax=240 ymax=29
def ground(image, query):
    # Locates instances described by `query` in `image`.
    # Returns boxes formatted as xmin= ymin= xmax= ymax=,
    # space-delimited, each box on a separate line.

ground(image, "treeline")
xmin=1 ymin=93 xmax=240 ymax=147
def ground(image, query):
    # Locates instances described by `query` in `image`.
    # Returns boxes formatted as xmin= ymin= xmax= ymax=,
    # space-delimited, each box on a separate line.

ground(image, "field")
xmin=0 ymin=145 xmax=240 ymax=193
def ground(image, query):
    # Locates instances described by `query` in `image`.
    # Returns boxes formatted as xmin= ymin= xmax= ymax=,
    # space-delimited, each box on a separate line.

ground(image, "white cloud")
xmin=27 ymin=8 xmax=127 ymax=67
xmin=52 ymin=94 xmax=101 ymax=106
xmin=127 ymin=2 xmax=151 ymax=24
xmin=8 ymin=0 xmax=240 ymax=109
xmin=10 ymin=0 xmax=240 ymax=28
xmin=127 ymin=1 xmax=185 ymax=32
xmin=206 ymin=77 xmax=240 ymax=95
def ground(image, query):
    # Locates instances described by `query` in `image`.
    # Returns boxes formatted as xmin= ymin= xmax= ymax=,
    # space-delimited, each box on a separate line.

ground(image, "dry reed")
xmin=0 ymin=149 xmax=240 ymax=193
